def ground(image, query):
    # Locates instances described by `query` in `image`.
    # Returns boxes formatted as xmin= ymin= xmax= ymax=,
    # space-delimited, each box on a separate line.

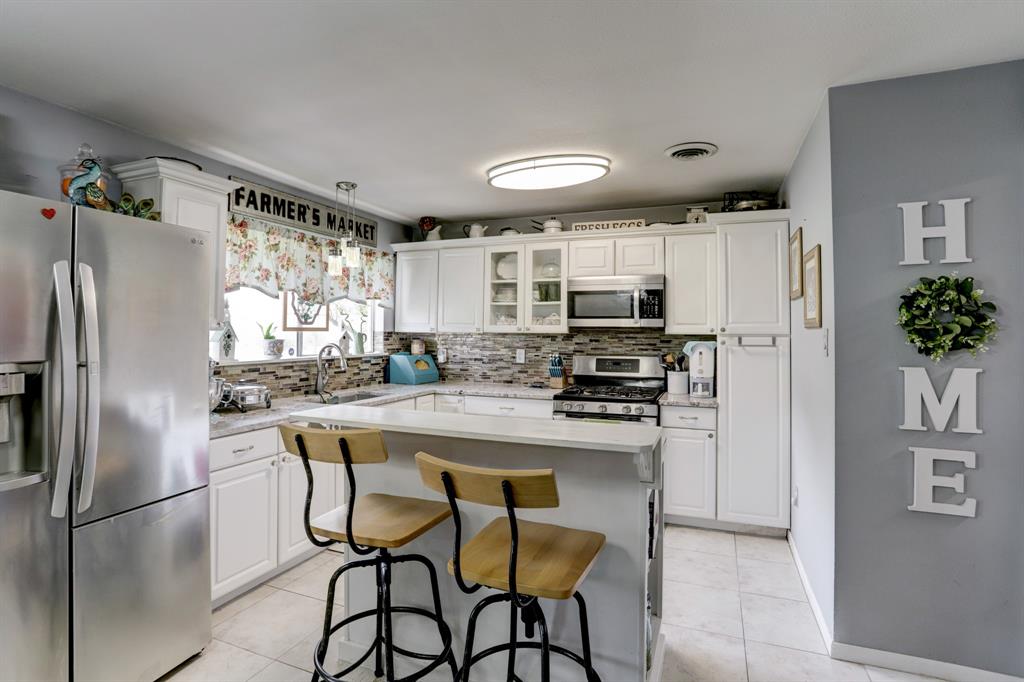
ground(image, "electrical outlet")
xmin=792 ymin=485 xmax=799 ymax=507
xmin=515 ymin=348 xmax=525 ymax=364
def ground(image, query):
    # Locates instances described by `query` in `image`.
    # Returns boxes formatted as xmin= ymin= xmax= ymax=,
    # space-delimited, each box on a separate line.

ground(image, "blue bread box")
xmin=388 ymin=353 xmax=439 ymax=385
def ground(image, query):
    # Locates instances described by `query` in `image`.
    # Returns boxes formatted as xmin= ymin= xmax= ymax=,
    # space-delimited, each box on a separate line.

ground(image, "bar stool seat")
xmin=452 ymin=518 xmax=604 ymax=600
xmin=279 ymin=424 xmax=458 ymax=682
xmin=311 ymin=493 xmax=452 ymax=548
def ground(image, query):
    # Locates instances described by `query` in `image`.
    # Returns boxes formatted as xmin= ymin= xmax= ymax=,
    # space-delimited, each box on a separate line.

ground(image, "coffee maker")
xmin=683 ymin=341 xmax=716 ymax=398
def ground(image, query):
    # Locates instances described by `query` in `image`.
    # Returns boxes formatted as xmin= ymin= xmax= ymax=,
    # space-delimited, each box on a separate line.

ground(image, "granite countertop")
xmin=210 ymin=381 xmax=559 ymax=439
xmin=291 ymin=403 xmax=661 ymax=456
xmin=659 ymin=393 xmax=718 ymax=408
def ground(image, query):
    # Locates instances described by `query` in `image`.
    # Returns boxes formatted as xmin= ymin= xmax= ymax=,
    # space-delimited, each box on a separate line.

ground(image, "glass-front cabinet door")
xmin=525 ymin=242 xmax=568 ymax=333
xmin=484 ymin=245 xmax=525 ymax=332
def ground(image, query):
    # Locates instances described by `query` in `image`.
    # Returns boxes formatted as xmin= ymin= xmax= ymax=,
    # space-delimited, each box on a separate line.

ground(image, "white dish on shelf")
xmin=539 ymin=262 xmax=561 ymax=278
xmin=495 ymin=254 xmax=518 ymax=279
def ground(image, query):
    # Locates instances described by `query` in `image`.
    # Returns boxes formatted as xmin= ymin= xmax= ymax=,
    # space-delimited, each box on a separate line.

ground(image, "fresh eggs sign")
xmin=229 ymin=177 xmax=377 ymax=247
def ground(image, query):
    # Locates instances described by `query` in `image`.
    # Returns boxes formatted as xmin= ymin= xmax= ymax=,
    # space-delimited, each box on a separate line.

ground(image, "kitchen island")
xmin=290 ymin=403 xmax=665 ymax=682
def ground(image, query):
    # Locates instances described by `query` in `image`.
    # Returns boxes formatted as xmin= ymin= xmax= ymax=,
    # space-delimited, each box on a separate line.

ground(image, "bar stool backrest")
xmin=415 ymin=452 xmax=558 ymax=508
xmin=279 ymin=423 xmax=388 ymax=464
xmin=278 ymin=423 xmax=387 ymax=556
xmin=415 ymin=451 xmax=559 ymax=600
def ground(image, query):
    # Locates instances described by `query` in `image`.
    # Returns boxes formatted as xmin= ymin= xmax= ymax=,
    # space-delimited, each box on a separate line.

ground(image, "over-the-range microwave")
xmin=567 ymin=275 xmax=664 ymax=328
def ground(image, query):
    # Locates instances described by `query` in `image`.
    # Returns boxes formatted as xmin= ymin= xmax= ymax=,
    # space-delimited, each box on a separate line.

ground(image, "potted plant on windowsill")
xmin=257 ymin=322 xmax=284 ymax=359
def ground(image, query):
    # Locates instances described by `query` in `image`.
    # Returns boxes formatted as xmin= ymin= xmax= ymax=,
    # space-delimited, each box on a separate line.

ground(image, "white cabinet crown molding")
xmin=392 ymin=210 xmax=790 ymax=253
xmin=110 ymin=158 xmax=242 ymax=195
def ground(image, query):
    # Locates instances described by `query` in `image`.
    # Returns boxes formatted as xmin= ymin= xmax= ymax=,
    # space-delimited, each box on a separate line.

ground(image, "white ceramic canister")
xmin=411 ymin=338 xmax=425 ymax=355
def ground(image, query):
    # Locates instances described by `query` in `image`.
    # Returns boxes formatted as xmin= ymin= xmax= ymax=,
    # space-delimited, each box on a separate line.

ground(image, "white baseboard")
xmin=647 ymin=633 xmax=667 ymax=682
xmin=830 ymin=641 xmax=1023 ymax=682
xmin=786 ymin=536 xmax=1023 ymax=682
xmin=786 ymin=532 xmax=833 ymax=655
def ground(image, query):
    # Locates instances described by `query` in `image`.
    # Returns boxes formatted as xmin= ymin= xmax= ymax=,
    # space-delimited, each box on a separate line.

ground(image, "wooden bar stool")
xmin=279 ymin=424 xmax=459 ymax=682
xmin=415 ymin=452 xmax=605 ymax=682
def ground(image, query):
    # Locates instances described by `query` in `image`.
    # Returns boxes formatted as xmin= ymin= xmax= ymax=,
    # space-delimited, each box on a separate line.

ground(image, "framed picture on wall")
xmin=803 ymin=244 xmax=822 ymax=328
xmin=789 ymin=227 xmax=804 ymax=299
xmin=282 ymin=291 xmax=329 ymax=331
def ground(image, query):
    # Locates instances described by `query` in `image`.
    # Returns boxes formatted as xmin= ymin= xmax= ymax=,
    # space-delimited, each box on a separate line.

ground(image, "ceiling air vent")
xmin=664 ymin=142 xmax=718 ymax=161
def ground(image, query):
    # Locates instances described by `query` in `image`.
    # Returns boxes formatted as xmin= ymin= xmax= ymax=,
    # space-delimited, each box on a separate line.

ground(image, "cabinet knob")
xmin=720 ymin=340 xmax=726 ymax=345
xmin=708 ymin=433 xmax=714 ymax=439
xmin=720 ymin=327 xmax=726 ymax=332
xmin=269 ymin=459 xmax=277 ymax=467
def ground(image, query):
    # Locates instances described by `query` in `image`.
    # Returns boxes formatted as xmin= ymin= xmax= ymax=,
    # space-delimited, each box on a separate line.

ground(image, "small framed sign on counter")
xmin=571 ymin=218 xmax=646 ymax=232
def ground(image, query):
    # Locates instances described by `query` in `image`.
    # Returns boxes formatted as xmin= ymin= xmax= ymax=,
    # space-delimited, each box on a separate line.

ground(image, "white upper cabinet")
xmin=665 ymin=233 xmax=717 ymax=335
xmin=437 ymin=247 xmax=484 ymax=333
xmin=525 ymin=242 xmax=568 ymax=333
xmin=716 ymin=220 xmax=788 ymax=335
xmin=662 ymin=427 xmax=717 ymax=520
xmin=112 ymin=158 xmax=241 ymax=330
xmin=568 ymin=239 xmax=615 ymax=277
xmin=716 ymin=336 xmax=790 ymax=528
xmin=395 ymin=251 xmax=439 ymax=333
xmin=615 ymin=236 xmax=665 ymax=275
xmin=484 ymin=245 xmax=525 ymax=333
xmin=568 ymin=237 xmax=665 ymax=277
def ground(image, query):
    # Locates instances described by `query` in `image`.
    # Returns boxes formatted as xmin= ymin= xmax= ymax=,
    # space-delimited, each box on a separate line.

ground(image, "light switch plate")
xmin=515 ymin=348 xmax=525 ymax=364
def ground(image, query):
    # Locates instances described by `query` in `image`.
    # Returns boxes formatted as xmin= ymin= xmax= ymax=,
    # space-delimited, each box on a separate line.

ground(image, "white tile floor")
xmin=162 ymin=528 xmax=947 ymax=682
xmin=660 ymin=526 xmax=946 ymax=682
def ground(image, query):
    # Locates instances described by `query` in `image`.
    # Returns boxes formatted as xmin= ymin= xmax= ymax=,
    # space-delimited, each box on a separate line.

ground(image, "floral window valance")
xmin=225 ymin=214 xmax=395 ymax=307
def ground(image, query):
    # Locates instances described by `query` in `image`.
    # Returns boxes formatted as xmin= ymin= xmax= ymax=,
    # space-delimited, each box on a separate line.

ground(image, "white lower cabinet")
xmin=662 ymin=428 xmax=717 ymax=519
xmin=435 ymin=394 xmax=465 ymax=413
xmin=415 ymin=394 xmax=436 ymax=412
xmin=716 ymin=336 xmax=791 ymax=528
xmin=211 ymin=427 xmax=345 ymax=602
xmin=464 ymin=396 xmax=553 ymax=419
xmin=209 ymin=455 xmax=278 ymax=600
xmin=277 ymin=455 xmax=336 ymax=566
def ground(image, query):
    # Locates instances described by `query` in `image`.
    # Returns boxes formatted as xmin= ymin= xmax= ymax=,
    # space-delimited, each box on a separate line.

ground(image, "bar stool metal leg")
xmin=395 ymin=554 xmax=460 ymax=680
xmin=574 ymin=591 xmax=599 ymax=682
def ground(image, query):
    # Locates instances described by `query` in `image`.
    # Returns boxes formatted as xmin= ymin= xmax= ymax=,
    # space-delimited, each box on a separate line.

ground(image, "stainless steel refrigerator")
xmin=0 ymin=189 xmax=212 ymax=682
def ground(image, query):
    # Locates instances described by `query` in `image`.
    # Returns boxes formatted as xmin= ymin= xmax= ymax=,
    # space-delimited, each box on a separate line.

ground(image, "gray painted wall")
xmin=778 ymin=98 xmax=836 ymax=636
xmin=830 ymin=61 xmax=1024 ymax=675
xmin=0 ymin=85 xmax=408 ymax=248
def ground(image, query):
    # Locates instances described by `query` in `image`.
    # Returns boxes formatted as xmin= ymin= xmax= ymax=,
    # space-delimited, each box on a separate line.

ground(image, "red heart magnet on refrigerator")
xmin=41 ymin=208 xmax=56 ymax=220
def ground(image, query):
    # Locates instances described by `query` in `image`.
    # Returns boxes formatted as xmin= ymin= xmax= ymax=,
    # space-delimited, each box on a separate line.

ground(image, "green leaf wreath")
xmin=897 ymin=274 xmax=997 ymax=361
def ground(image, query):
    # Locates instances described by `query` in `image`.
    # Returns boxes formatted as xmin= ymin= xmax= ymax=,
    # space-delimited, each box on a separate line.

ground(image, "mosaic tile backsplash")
xmin=213 ymin=354 xmax=387 ymax=398
xmin=214 ymin=329 xmax=711 ymax=396
xmin=388 ymin=329 xmax=710 ymax=385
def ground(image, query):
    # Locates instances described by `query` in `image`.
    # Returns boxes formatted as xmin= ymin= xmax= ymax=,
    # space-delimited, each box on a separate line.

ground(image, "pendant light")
xmin=328 ymin=180 xmax=360 ymax=277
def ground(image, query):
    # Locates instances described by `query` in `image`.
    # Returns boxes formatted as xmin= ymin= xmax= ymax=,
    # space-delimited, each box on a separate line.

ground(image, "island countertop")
xmin=290 ymin=403 xmax=662 ymax=456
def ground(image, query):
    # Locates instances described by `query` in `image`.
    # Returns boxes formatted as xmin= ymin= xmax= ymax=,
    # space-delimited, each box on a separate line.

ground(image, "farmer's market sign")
xmin=229 ymin=177 xmax=377 ymax=247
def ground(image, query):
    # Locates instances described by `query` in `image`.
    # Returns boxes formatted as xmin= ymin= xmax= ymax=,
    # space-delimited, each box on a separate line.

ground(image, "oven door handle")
xmin=633 ymin=287 xmax=641 ymax=324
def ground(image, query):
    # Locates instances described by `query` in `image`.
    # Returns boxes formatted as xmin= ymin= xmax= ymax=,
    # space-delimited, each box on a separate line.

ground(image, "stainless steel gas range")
xmin=553 ymin=355 xmax=666 ymax=424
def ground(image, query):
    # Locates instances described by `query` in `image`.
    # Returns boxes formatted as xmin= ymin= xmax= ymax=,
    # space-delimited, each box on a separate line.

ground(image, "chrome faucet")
xmin=315 ymin=337 xmax=349 ymax=402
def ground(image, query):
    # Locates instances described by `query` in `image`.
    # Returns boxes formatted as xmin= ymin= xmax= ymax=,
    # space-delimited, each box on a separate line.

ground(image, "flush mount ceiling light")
xmin=487 ymin=154 xmax=610 ymax=190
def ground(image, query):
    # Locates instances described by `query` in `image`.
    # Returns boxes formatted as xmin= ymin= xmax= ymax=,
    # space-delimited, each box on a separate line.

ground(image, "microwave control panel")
xmin=640 ymin=290 xmax=663 ymax=319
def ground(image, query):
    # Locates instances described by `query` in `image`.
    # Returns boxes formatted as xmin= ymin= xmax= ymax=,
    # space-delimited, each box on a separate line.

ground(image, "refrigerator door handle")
xmin=50 ymin=260 xmax=77 ymax=518
xmin=77 ymin=263 xmax=101 ymax=514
